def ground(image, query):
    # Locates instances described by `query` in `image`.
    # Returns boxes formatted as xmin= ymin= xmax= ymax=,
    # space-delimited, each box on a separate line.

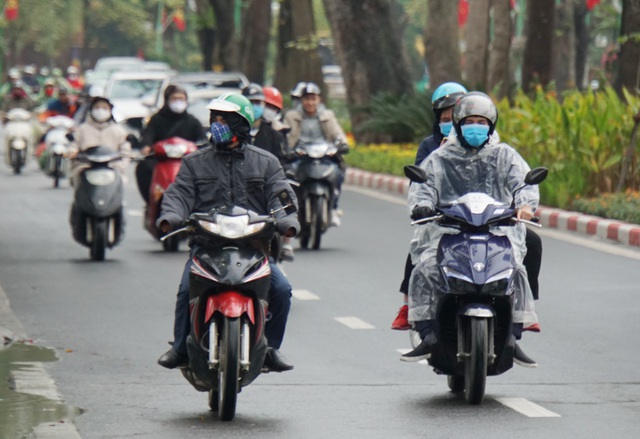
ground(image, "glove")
xmin=411 ymin=206 xmax=433 ymax=221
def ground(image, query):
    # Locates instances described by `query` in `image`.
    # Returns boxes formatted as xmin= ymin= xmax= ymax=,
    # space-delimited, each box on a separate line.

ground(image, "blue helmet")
xmin=431 ymin=82 xmax=467 ymax=111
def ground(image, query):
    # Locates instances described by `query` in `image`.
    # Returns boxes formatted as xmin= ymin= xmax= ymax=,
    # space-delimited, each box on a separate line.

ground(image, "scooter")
xmin=70 ymin=146 xmax=125 ymax=261
xmin=288 ymin=140 xmax=346 ymax=250
xmin=144 ymin=137 xmax=198 ymax=251
xmin=3 ymin=108 xmax=35 ymax=174
xmin=41 ymin=115 xmax=75 ymax=188
xmin=404 ymin=165 xmax=547 ymax=405
xmin=161 ymin=203 xmax=291 ymax=421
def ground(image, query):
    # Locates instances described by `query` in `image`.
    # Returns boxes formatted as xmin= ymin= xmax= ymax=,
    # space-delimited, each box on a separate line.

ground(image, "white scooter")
xmin=41 ymin=115 xmax=75 ymax=188
xmin=3 ymin=108 xmax=35 ymax=174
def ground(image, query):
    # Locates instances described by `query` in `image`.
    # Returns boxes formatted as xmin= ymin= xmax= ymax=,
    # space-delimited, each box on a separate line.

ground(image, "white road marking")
xmin=127 ymin=209 xmax=143 ymax=217
xmin=292 ymin=289 xmax=320 ymax=300
xmin=496 ymin=397 xmax=561 ymax=417
xmin=335 ymin=316 xmax=375 ymax=329
xmin=396 ymin=348 xmax=428 ymax=364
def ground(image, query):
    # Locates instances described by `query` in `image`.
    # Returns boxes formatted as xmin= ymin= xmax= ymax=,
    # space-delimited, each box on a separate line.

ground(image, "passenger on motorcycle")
xmin=283 ymin=82 xmax=348 ymax=227
xmin=400 ymin=92 xmax=539 ymax=367
xmin=135 ymin=84 xmax=207 ymax=204
xmin=45 ymin=87 xmax=77 ymax=117
xmin=156 ymin=93 xmax=299 ymax=373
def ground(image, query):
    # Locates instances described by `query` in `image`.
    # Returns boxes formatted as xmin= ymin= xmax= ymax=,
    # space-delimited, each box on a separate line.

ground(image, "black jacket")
xmin=158 ymin=143 xmax=299 ymax=237
xmin=415 ymin=129 xmax=444 ymax=165
xmin=251 ymin=121 xmax=288 ymax=164
xmin=141 ymin=106 xmax=206 ymax=147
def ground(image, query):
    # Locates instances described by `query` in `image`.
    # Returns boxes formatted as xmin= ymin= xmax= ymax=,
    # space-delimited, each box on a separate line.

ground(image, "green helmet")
xmin=207 ymin=93 xmax=255 ymax=127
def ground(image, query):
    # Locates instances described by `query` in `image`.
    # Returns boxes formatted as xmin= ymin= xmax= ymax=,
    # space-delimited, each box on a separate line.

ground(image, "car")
xmin=94 ymin=57 xmax=145 ymax=73
xmin=142 ymin=61 xmax=172 ymax=72
xmin=172 ymin=71 xmax=250 ymax=92
xmin=187 ymin=88 xmax=240 ymax=130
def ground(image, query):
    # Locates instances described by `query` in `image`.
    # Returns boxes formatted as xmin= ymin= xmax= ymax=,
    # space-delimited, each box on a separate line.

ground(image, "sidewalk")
xmin=345 ymin=168 xmax=640 ymax=248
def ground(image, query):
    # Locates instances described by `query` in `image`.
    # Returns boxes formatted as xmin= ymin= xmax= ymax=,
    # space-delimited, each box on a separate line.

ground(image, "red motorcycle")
xmin=144 ymin=137 xmax=198 ymax=251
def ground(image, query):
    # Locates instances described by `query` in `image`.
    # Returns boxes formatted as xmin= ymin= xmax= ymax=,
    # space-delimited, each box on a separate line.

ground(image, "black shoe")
xmin=514 ymin=343 xmax=538 ymax=368
xmin=262 ymin=347 xmax=294 ymax=372
xmin=400 ymin=335 xmax=435 ymax=362
xmin=157 ymin=348 xmax=188 ymax=369
xmin=281 ymin=246 xmax=295 ymax=262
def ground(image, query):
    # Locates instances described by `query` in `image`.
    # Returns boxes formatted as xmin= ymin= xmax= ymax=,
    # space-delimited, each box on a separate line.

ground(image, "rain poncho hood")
xmin=407 ymin=131 xmax=539 ymax=326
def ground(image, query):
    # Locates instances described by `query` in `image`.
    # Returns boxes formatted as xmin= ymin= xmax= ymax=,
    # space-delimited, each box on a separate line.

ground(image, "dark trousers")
xmin=399 ymin=228 xmax=543 ymax=299
xmin=172 ymin=253 xmax=292 ymax=355
xmin=135 ymin=157 xmax=157 ymax=204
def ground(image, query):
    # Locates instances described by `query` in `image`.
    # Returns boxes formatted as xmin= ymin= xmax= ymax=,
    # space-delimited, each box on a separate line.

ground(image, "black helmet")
xmin=301 ymin=82 xmax=321 ymax=96
xmin=241 ymin=82 xmax=265 ymax=101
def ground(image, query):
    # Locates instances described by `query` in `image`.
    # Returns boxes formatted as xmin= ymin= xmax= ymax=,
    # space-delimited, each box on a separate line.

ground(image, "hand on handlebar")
xmin=159 ymin=220 xmax=172 ymax=234
xmin=411 ymin=205 xmax=434 ymax=221
xmin=516 ymin=205 xmax=534 ymax=221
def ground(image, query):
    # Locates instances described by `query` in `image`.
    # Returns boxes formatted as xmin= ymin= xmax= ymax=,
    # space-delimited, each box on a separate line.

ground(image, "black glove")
xmin=411 ymin=206 xmax=433 ymax=220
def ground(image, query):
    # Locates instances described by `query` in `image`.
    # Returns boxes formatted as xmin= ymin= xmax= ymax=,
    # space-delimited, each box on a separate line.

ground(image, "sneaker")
xmin=524 ymin=323 xmax=541 ymax=333
xmin=391 ymin=305 xmax=410 ymax=330
xmin=281 ymin=244 xmax=295 ymax=262
xmin=330 ymin=210 xmax=341 ymax=227
xmin=513 ymin=343 xmax=538 ymax=368
xmin=400 ymin=335 xmax=434 ymax=362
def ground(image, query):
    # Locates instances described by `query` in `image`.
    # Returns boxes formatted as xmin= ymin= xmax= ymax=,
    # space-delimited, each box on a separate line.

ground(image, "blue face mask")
xmin=461 ymin=124 xmax=490 ymax=147
xmin=252 ymin=103 xmax=264 ymax=120
xmin=210 ymin=122 xmax=233 ymax=145
xmin=439 ymin=121 xmax=453 ymax=136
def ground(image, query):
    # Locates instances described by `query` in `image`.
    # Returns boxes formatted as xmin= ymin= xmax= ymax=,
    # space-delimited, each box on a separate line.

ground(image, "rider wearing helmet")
xmin=242 ymin=83 xmax=288 ymax=164
xmin=391 ymin=82 xmax=467 ymax=331
xmin=0 ymin=81 xmax=35 ymax=116
xmin=401 ymin=92 xmax=539 ymax=367
xmin=263 ymin=86 xmax=284 ymax=126
xmin=66 ymin=65 xmax=84 ymax=91
xmin=156 ymin=93 xmax=299 ymax=373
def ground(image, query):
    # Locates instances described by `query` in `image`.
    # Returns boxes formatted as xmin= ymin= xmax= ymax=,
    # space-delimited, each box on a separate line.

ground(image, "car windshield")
xmin=109 ymin=79 xmax=163 ymax=100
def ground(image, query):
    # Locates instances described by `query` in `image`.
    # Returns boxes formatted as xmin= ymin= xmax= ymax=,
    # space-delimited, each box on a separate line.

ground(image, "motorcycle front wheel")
xmin=464 ymin=317 xmax=488 ymax=405
xmin=53 ymin=155 xmax=62 ymax=188
xmin=90 ymin=218 xmax=107 ymax=261
xmin=218 ymin=317 xmax=240 ymax=421
xmin=11 ymin=148 xmax=23 ymax=175
xmin=162 ymin=234 xmax=180 ymax=252
xmin=310 ymin=195 xmax=326 ymax=250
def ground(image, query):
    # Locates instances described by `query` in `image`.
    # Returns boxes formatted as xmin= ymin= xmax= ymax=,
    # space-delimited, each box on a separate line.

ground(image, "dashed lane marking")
xmin=335 ymin=316 xmax=375 ymax=329
xmin=292 ymin=289 xmax=320 ymax=300
xmin=496 ymin=397 xmax=561 ymax=417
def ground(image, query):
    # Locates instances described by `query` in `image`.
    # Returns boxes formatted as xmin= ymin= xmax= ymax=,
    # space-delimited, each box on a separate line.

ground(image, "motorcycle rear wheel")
xmin=90 ymin=218 xmax=107 ymax=261
xmin=464 ymin=318 xmax=488 ymax=405
xmin=218 ymin=317 xmax=240 ymax=421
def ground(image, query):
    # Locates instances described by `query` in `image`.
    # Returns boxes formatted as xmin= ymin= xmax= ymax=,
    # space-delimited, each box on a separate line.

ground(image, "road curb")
xmin=345 ymin=167 xmax=640 ymax=248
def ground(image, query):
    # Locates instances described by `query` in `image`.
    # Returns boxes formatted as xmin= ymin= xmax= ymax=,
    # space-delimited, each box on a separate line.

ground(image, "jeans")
xmin=172 ymin=250 xmax=292 ymax=355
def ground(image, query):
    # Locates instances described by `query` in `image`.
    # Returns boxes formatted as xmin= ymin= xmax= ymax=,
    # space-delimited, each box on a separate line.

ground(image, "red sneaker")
xmin=524 ymin=323 xmax=541 ymax=333
xmin=391 ymin=305 xmax=410 ymax=330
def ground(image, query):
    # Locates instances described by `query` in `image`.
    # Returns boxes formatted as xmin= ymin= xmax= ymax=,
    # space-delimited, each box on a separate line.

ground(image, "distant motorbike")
xmin=3 ymin=108 xmax=35 ymax=174
xmin=70 ymin=146 xmax=125 ymax=261
xmin=144 ymin=137 xmax=198 ymax=251
xmin=404 ymin=164 xmax=547 ymax=405
xmin=162 ymin=203 xmax=292 ymax=421
xmin=288 ymin=140 xmax=346 ymax=250
xmin=41 ymin=115 xmax=75 ymax=188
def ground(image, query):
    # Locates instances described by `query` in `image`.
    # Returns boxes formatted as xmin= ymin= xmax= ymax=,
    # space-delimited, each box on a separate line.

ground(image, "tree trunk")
xmin=616 ymin=0 xmax=640 ymax=95
xmin=487 ymin=0 xmax=512 ymax=99
xmin=274 ymin=0 xmax=324 ymax=97
xmin=238 ymin=0 xmax=271 ymax=84
xmin=209 ymin=0 xmax=236 ymax=71
xmin=554 ymin=0 xmax=576 ymax=96
xmin=423 ymin=0 xmax=461 ymax=89
xmin=464 ymin=0 xmax=491 ymax=90
xmin=574 ymin=1 xmax=590 ymax=90
xmin=195 ymin=0 xmax=216 ymax=70
xmin=323 ymin=0 xmax=413 ymax=142
xmin=522 ymin=0 xmax=555 ymax=92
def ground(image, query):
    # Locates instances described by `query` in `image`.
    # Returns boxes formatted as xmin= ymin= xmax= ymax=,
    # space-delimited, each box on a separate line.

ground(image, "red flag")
xmin=5 ymin=0 xmax=19 ymax=21
xmin=586 ymin=0 xmax=601 ymax=10
xmin=173 ymin=7 xmax=186 ymax=32
xmin=458 ymin=0 xmax=469 ymax=27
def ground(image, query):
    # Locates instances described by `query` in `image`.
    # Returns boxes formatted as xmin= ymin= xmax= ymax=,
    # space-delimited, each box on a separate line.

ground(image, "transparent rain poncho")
xmin=407 ymin=133 xmax=539 ymax=327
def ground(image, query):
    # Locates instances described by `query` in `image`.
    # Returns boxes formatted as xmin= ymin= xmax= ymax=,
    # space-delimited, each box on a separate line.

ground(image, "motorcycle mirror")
xmin=524 ymin=167 xmax=548 ymax=185
xmin=65 ymin=133 xmax=75 ymax=142
xmin=126 ymin=134 xmax=138 ymax=143
xmin=404 ymin=165 xmax=427 ymax=183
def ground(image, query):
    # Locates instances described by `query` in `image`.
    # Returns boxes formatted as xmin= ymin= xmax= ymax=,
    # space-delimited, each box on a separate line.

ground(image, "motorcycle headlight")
xmin=164 ymin=143 xmax=189 ymax=158
xmin=51 ymin=143 xmax=67 ymax=155
xmin=85 ymin=169 xmax=117 ymax=186
xmin=306 ymin=143 xmax=329 ymax=158
xmin=482 ymin=269 xmax=514 ymax=295
xmin=198 ymin=215 xmax=266 ymax=239
xmin=442 ymin=267 xmax=477 ymax=294
xmin=11 ymin=139 xmax=27 ymax=150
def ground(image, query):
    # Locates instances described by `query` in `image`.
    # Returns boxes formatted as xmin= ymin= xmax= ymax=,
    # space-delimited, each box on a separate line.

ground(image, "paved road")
xmin=1 ymin=161 xmax=639 ymax=438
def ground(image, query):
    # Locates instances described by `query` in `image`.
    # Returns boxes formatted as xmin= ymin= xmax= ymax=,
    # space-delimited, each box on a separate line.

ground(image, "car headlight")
xmin=85 ymin=169 xmax=117 ymax=186
xmin=198 ymin=215 xmax=266 ymax=239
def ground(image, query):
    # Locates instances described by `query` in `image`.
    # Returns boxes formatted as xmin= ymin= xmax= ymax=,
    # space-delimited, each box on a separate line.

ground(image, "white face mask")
xmin=262 ymin=107 xmax=279 ymax=123
xmin=91 ymin=108 xmax=111 ymax=122
xmin=168 ymin=100 xmax=187 ymax=114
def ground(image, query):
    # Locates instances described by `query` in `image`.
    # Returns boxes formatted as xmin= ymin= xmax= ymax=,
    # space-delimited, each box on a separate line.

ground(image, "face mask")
xmin=262 ymin=107 xmax=279 ymax=123
xmin=91 ymin=108 xmax=111 ymax=123
xmin=252 ymin=103 xmax=265 ymax=120
xmin=169 ymin=100 xmax=187 ymax=114
xmin=461 ymin=124 xmax=490 ymax=148
xmin=210 ymin=122 xmax=234 ymax=145
xmin=439 ymin=121 xmax=453 ymax=136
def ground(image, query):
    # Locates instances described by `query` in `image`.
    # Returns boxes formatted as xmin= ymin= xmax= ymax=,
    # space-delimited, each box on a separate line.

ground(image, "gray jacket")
xmin=158 ymin=143 xmax=299 ymax=236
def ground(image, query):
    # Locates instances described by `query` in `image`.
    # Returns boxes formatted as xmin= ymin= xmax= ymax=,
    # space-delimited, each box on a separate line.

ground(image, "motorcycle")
xmin=40 ymin=115 xmax=75 ymax=188
xmin=3 ymin=108 xmax=35 ymax=174
xmin=288 ymin=140 xmax=346 ymax=250
xmin=161 ymin=203 xmax=291 ymax=421
xmin=144 ymin=137 xmax=198 ymax=251
xmin=70 ymin=146 xmax=125 ymax=261
xmin=404 ymin=164 xmax=547 ymax=405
